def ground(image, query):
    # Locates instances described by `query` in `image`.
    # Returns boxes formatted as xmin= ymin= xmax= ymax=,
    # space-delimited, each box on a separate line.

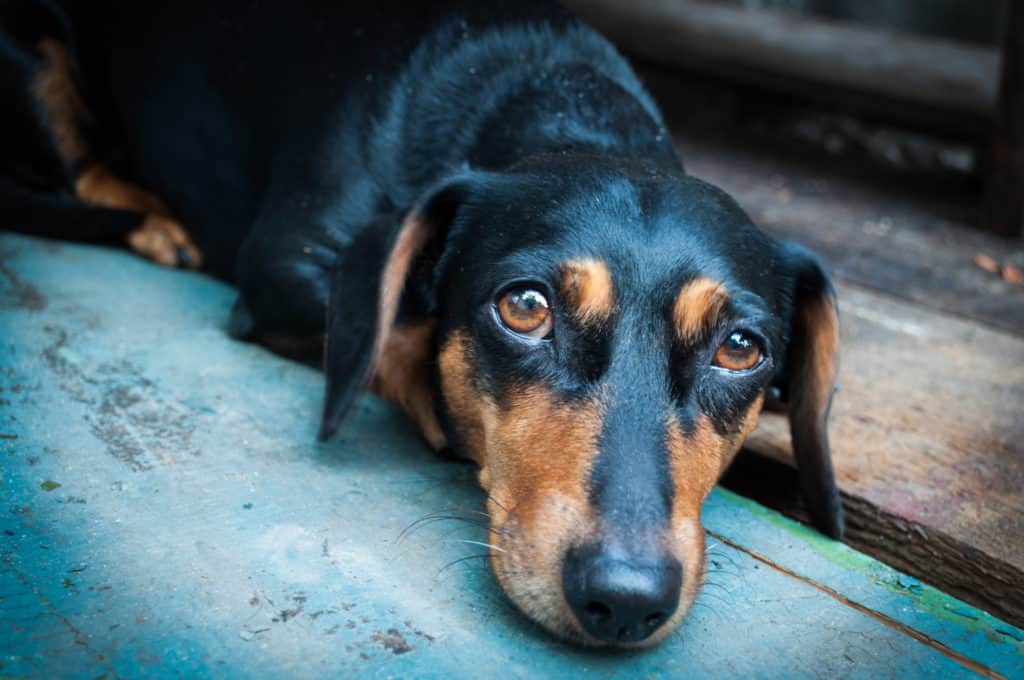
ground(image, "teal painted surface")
xmin=1 ymin=233 xmax=1021 ymax=679
xmin=704 ymin=489 xmax=1024 ymax=676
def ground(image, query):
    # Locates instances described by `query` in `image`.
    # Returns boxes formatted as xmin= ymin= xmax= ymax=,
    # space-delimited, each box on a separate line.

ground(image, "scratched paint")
xmin=0 ymin=233 xmax=1019 ymax=678
xmin=706 ymin=488 xmax=1024 ymax=674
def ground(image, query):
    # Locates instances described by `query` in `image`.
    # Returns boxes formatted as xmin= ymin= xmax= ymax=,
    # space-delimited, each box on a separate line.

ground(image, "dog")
xmin=0 ymin=0 xmax=843 ymax=647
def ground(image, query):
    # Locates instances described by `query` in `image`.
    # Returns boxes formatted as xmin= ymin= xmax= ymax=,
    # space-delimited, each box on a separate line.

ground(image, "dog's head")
xmin=320 ymin=155 xmax=841 ymax=647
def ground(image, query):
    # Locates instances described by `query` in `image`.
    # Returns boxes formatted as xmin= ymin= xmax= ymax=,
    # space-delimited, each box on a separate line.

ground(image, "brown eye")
xmin=714 ymin=331 xmax=762 ymax=371
xmin=497 ymin=288 xmax=553 ymax=338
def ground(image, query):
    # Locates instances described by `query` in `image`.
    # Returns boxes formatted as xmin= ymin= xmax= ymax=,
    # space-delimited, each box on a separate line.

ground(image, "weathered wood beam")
xmin=981 ymin=1 xmax=1023 ymax=237
xmin=564 ymin=0 xmax=1000 ymax=135
xmin=730 ymin=282 xmax=1024 ymax=629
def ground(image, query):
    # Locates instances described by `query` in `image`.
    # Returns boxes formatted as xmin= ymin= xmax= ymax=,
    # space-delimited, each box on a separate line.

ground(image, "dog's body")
xmin=1 ymin=0 xmax=843 ymax=647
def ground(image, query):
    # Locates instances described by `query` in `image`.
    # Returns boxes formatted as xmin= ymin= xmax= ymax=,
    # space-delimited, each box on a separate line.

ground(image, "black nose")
xmin=563 ymin=543 xmax=682 ymax=643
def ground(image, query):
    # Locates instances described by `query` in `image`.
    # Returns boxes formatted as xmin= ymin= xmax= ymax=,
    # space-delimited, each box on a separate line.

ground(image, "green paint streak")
xmin=40 ymin=480 xmax=61 ymax=492
xmin=712 ymin=487 xmax=1024 ymax=651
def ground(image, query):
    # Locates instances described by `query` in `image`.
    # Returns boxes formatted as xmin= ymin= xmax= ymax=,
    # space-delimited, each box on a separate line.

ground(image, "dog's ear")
xmin=777 ymin=242 xmax=844 ymax=539
xmin=318 ymin=174 xmax=478 ymax=442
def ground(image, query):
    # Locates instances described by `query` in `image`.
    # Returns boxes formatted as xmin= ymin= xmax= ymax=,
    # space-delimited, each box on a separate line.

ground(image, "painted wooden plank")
xmin=1 ymin=234 xmax=1021 ymax=678
xmin=737 ymin=280 xmax=1024 ymax=630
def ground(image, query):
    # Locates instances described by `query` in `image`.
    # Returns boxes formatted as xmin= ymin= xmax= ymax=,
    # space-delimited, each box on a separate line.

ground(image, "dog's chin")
xmin=487 ymin=502 xmax=707 ymax=649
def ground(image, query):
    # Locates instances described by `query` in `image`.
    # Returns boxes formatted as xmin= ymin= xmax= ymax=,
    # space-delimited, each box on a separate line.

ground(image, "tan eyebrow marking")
xmin=560 ymin=258 xmax=615 ymax=324
xmin=673 ymin=277 xmax=730 ymax=342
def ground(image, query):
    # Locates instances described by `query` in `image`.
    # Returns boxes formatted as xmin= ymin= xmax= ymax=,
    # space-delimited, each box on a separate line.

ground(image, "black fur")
xmin=0 ymin=0 xmax=843 ymax=543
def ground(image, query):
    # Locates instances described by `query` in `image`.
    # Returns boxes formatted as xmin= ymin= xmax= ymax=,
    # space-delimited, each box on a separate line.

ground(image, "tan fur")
xmin=439 ymin=325 xmax=769 ymax=647
xmin=437 ymin=331 xmax=491 ymax=466
xmin=369 ymin=216 xmax=433 ymax=391
xmin=32 ymin=40 xmax=201 ymax=269
xmin=124 ymin=215 xmax=200 ymax=267
xmin=74 ymin=165 xmax=203 ymax=268
xmin=33 ymin=38 xmax=90 ymax=165
xmin=654 ymin=393 xmax=765 ymax=645
xmin=673 ymin=277 xmax=729 ymax=342
xmin=74 ymin=164 xmax=169 ymax=214
xmin=370 ymin=321 xmax=446 ymax=450
xmin=723 ymin=393 xmax=765 ymax=474
xmin=793 ymin=295 xmax=840 ymax=427
xmin=560 ymin=258 xmax=615 ymax=324
xmin=666 ymin=415 xmax=723 ymax=520
xmin=438 ymin=330 xmax=608 ymax=643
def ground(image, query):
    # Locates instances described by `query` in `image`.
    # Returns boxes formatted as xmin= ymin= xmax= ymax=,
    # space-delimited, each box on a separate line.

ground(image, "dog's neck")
xmin=464 ymin=62 xmax=681 ymax=175
xmin=373 ymin=21 xmax=681 ymax=207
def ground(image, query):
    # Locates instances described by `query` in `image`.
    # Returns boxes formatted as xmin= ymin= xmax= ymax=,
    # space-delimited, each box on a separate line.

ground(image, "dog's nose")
xmin=563 ymin=544 xmax=682 ymax=643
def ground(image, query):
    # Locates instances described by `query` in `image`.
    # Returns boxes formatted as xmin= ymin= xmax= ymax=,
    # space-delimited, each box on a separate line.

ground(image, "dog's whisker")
xmin=700 ymin=581 xmax=733 ymax=593
xmin=435 ymin=516 xmax=510 ymax=537
xmin=449 ymin=538 xmax=507 ymax=553
xmin=436 ymin=553 xmax=491 ymax=577
xmin=398 ymin=512 xmax=496 ymax=542
xmin=484 ymin=493 xmax=514 ymax=517
xmin=695 ymin=591 xmax=732 ymax=608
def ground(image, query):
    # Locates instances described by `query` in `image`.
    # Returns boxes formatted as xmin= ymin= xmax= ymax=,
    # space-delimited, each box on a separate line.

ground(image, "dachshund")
xmin=0 ymin=0 xmax=843 ymax=646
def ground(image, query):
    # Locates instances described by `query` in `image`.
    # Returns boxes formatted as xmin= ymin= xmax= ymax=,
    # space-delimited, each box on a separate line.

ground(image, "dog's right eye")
xmin=496 ymin=288 xmax=553 ymax=339
xmin=713 ymin=330 xmax=763 ymax=371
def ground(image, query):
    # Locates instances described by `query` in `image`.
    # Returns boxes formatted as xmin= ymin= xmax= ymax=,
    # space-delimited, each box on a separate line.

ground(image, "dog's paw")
xmin=126 ymin=215 xmax=203 ymax=269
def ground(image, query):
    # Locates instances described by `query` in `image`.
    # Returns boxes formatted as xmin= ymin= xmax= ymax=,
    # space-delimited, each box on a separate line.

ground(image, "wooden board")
xmin=2 ymin=234 xmax=1021 ymax=678
xmin=736 ymin=282 xmax=1024 ymax=628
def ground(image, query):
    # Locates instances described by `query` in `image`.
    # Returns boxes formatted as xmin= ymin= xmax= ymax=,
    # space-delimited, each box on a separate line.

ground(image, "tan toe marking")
xmin=72 ymin=164 xmax=202 ymax=269
xmin=126 ymin=215 xmax=203 ymax=269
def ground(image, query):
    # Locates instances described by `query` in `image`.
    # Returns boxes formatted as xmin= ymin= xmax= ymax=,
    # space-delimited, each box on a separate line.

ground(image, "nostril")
xmin=584 ymin=601 xmax=612 ymax=623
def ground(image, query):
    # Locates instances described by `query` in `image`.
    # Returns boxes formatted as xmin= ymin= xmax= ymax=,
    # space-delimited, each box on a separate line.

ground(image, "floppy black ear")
xmin=778 ymin=243 xmax=844 ymax=539
xmin=318 ymin=175 xmax=477 ymax=442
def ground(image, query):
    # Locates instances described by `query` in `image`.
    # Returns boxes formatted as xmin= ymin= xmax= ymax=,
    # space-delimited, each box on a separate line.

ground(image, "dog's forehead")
xmin=464 ymin=166 xmax=781 ymax=299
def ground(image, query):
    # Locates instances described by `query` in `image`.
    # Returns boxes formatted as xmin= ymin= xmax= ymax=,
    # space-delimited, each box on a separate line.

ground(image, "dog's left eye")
xmin=496 ymin=288 xmax=553 ymax=339
xmin=713 ymin=331 xmax=762 ymax=371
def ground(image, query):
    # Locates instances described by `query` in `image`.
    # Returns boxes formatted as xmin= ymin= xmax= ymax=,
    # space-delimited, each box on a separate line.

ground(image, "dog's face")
xmin=321 ymin=156 xmax=841 ymax=647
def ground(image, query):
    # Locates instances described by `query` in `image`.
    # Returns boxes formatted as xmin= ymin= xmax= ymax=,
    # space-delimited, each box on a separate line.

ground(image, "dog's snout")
xmin=564 ymin=544 xmax=682 ymax=643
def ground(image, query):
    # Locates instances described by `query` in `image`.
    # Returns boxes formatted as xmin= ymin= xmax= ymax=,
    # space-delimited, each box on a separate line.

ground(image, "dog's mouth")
xmin=483 ymin=492 xmax=707 ymax=648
